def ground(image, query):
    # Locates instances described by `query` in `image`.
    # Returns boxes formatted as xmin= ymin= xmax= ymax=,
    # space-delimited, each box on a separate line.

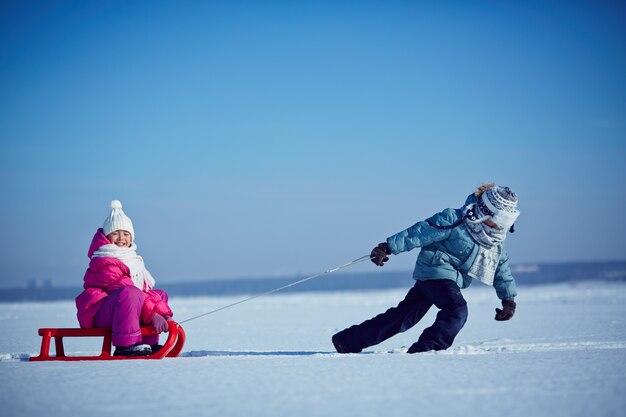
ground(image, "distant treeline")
xmin=1 ymin=260 xmax=625 ymax=302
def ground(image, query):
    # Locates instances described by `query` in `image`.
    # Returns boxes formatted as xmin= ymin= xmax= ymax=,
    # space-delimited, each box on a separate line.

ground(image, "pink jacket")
xmin=75 ymin=229 xmax=173 ymax=328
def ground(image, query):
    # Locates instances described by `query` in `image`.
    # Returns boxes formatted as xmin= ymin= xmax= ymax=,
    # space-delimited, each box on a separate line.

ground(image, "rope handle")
xmin=179 ymin=254 xmax=373 ymax=324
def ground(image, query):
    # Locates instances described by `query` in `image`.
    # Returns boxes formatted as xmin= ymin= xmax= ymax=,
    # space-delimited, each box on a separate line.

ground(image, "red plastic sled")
xmin=29 ymin=320 xmax=186 ymax=361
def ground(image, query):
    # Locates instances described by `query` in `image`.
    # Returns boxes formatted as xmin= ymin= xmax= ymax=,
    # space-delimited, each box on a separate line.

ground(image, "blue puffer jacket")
xmin=385 ymin=194 xmax=517 ymax=300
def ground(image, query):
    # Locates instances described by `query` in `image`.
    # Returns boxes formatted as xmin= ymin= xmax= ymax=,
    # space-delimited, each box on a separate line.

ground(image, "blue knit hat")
xmin=476 ymin=186 xmax=520 ymax=229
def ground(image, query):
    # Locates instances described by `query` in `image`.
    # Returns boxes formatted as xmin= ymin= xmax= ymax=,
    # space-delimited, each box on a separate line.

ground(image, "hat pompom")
xmin=110 ymin=200 xmax=122 ymax=209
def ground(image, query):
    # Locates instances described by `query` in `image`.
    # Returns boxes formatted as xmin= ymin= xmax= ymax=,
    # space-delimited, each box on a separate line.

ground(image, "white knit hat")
xmin=102 ymin=200 xmax=135 ymax=240
xmin=476 ymin=185 xmax=520 ymax=229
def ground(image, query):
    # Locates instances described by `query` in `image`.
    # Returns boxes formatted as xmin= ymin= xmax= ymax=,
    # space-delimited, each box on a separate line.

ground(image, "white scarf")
xmin=464 ymin=207 xmax=507 ymax=286
xmin=91 ymin=243 xmax=156 ymax=291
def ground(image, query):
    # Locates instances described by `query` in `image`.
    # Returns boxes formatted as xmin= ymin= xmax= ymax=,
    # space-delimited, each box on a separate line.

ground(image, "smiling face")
xmin=106 ymin=230 xmax=132 ymax=247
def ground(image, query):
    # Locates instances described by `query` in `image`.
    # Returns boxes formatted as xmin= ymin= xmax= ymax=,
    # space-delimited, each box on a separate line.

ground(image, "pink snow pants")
xmin=93 ymin=286 xmax=169 ymax=347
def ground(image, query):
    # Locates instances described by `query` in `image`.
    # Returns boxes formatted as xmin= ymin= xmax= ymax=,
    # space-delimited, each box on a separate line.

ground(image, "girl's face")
xmin=106 ymin=230 xmax=132 ymax=247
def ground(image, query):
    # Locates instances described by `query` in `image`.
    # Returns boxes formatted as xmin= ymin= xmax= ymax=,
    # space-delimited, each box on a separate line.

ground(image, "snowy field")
xmin=1 ymin=281 xmax=625 ymax=417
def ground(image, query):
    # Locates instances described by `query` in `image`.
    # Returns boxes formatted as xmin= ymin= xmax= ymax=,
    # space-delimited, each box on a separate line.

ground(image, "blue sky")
xmin=1 ymin=0 xmax=625 ymax=288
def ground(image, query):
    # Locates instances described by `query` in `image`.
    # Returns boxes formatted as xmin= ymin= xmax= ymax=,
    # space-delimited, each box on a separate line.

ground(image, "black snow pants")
xmin=332 ymin=279 xmax=468 ymax=353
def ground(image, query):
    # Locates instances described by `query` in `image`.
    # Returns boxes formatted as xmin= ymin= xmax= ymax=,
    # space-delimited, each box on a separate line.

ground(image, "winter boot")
xmin=332 ymin=332 xmax=362 ymax=354
xmin=407 ymin=341 xmax=431 ymax=354
xmin=113 ymin=343 xmax=152 ymax=357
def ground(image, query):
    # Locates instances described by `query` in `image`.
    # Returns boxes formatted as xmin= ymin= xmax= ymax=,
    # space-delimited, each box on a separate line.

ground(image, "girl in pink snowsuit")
xmin=75 ymin=200 xmax=173 ymax=356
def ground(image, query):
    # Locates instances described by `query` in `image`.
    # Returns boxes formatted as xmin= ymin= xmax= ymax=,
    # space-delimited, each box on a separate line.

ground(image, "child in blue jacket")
xmin=332 ymin=183 xmax=520 ymax=354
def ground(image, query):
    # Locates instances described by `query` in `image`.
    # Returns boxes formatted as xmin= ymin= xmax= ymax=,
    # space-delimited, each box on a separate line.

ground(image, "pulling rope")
xmin=179 ymin=254 xmax=372 ymax=324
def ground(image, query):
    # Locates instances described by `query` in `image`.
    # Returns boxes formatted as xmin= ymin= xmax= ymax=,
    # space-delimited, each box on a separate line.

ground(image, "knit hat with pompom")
xmin=102 ymin=200 xmax=135 ymax=240
xmin=476 ymin=185 xmax=520 ymax=230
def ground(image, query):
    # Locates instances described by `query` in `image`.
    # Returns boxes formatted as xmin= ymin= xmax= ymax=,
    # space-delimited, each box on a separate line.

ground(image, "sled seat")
xmin=29 ymin=320 xmax=186 ymax=361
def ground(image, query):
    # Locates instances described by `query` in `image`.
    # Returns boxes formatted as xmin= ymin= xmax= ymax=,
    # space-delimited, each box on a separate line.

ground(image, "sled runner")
xmin=29 ymin=320 xmax=186 ymax=361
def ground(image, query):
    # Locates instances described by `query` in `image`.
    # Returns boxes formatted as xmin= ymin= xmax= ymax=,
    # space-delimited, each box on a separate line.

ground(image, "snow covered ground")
xmin=1 ymin=281 xmax=625 ymax=417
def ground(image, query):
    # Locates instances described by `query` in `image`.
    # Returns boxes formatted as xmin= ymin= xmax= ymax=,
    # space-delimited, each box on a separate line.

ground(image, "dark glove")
xmin=370 ymin=242 xmax=391 ymax=266
xmin=152 ymin=313 xmax=169 ymax=333
xmin=495 ymin=299 xmax=516 ymax=321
